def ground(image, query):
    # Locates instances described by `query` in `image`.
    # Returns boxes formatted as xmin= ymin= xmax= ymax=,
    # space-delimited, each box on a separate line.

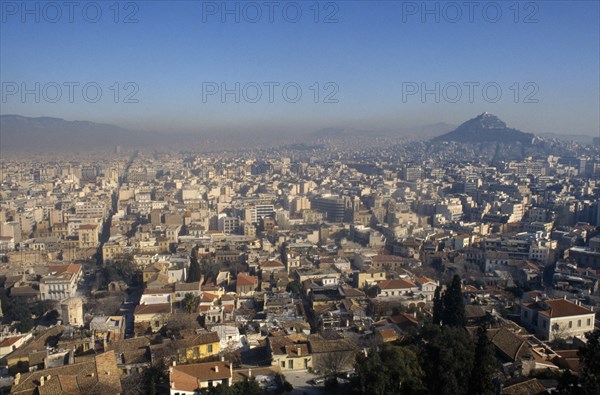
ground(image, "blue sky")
xmin=1 ymin=0 xmax=599 ymax=136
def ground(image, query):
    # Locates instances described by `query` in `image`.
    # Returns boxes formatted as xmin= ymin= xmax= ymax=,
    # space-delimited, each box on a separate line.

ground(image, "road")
xmin=284 ymin=371 xmax=325 ymax=395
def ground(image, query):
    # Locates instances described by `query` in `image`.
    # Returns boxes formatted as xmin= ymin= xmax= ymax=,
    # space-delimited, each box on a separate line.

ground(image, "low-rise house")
xmin=167 ymin=262 xmax=187 ymax=283
xmin=378 ymin=278 xmax=418 ymax=298
xmin=354 ymin=268 xmax=386 ymax=288
xmin=520 ymin=298 xmax=596 ymax=341
xmin=169 ymin=361 xmax=232 ymax=394
xmin=375 ymin=326 xmax=401 ymax=343
xmin=268 ymin=335 xmax=312 ymax=371
xmin=198 ymin=293 xmax=224 ymax=324
xmin=236 ymin=273 xmax=258 ymax=297
xmin=134 ymin=303 xmax=172 ymax=334
xmin=416 ymin=277 xmax=439 ymax=301
xmin=370 ymin=255 xmax=412 ymax=271
xmin=0 ymin=334 xmax=32 ymax=359
xmin=176 ymin=331 xmax=221 ymax=363
xmin=259 ymin=260 xmax=286 ymax=274
xmin=175 ymin=282 xmax=202 ymax=302
xmin=142 ymin=262 xmax=167 ymax=284
xmin=9 ymin=285 xmax=40 ymax=300
xmin=10 ymin=350 xmax=122 ymax=395
xmin=106 ymin=337 xmax=151 ymax=375
xmin=140 ymin=288 xmax=173 ymax=305
xmin=211 ymin=325 xmax=244 ymax=351
xmin=3 ymin=326 xmax=64 ymax=369
xmin=308 ymin=335 xmax=359 ymax=375
xmin=90 ymin=316 xmax=125 ymax=344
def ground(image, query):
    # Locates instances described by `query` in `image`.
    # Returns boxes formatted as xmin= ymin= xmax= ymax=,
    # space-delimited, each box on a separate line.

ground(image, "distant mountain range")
xmin=0 ymin=114 xmax=593 ymax=152
xmin=0 ymin=115 xmax=203 ymax=152
xmin=0 ymin=115 xmax=137 ymax=152
xmin=312 ymin=122 xmax=455 ymax=139
xmin=432 ymin=113 xmax=534 ymax=145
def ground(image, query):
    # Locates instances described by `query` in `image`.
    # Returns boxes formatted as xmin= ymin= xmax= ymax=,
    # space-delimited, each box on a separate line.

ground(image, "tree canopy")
xmin=355 ymin=344 xmax=425 ymax=395
xmin=421 ymin=325 xmax=475 ymax=395
xmin=579 ymin=329 xmax=600 ymax=395
xmin=469 ymin=327 xmax=497 ymax=395
xmin=442 ymin=274 xmax=466 ymax=327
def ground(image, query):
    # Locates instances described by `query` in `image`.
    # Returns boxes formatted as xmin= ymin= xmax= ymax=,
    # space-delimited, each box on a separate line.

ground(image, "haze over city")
xmin=0 ymin=2 xmax=599 ymax=395
xmin=1 ymin=1 xmax=599 ymax=137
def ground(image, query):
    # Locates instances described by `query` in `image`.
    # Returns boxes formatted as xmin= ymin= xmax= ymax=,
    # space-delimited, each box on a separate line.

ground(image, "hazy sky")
xmin=1 ymin=1 xmax=599 ymax=136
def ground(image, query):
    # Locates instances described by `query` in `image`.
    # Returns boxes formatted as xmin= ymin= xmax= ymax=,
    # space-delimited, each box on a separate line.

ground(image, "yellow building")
xmin=133 ymin=303 xmax=172 ymax=333
xmin=77 ymin=224 xmax=99 ymax=249
xmin=176 ymin=331 xmax=221 ymax=363
xmin=268 ymin=335 xmax=312 ymax=371
xmin=142 ymin=262 xmax=167 ymax=283
xmin=102 ymin=243 xmax=125 ymax=263
xmin=354 ymin=268 xmax=386 ymax=288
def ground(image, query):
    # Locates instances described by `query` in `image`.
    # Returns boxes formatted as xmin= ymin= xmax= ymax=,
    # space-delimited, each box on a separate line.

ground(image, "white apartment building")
xmin=520 ymin=298 xmax=595 ymax=341
xmin=39 ymin=263 xmax=83 ymax=301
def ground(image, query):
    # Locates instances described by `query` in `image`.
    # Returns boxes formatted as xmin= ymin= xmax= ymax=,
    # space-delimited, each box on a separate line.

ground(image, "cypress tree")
xmin=442 ymin=274 xmax=466 ymax=327
xmin=433 ymin=286 xmax=443 ymax=325
xmin=469 ymin=327 xmax=497 ymax=395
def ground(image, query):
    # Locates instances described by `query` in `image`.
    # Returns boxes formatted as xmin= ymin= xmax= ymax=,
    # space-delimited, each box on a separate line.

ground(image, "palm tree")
xmin=182 ymin=293 xmax=198 ymax=327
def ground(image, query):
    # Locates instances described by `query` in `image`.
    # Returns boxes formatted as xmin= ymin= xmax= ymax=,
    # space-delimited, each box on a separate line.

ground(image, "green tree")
xmin=579 ymin=329 xmax=600 ymax=395
xmin=355 ymin=347 xmax=388 ymax=395
xmin=106 ymin=256 xmax=138 ymax=285
xmin=286 ymin=280 xmax=302 ymax=294
xmin=469 ymin=327 xmax=497 ymax=395
xmin=442 ymin=275 xmax=465 ymax=327
xmin=422 ymin=325 xmax=475 ymax=395
xmin=363 ymin=283 xmax=380 ymax=298
xmin=556 ymin=370 xmax=585 ymax=395
xmin=433 ymin=286 xmax=443 ymax=325
xmin=188 ymin=249 xmax=202 ymax=283
xmin=199 ymin=257 xmax=221 ymax=280
xmin=182 ymin=293 xmax=199 ymax=315
xmin=229 ymin=378 xmax=263 ymax=395
xmin=355 ymin=344 xmax=425 ymax=395
xmin=142 ymin=360 xmax=167 ymax=395
xmin=7 ymin=297 xmax=34 ymax=333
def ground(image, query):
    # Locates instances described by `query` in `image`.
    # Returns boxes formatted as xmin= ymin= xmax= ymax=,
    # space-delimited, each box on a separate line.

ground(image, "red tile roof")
xmin=379 ymin=278 xmax=417 ymax=290
xmin=134 ymin=303 xmax=172 ymax=315
xmin=237 ymin=274 xmax=258 ymax=286
xmin=170 ymin=362 xmax=231 ymax=392
xmin=0 ymin=336 xmax=24 ymax=347
xmin=539 ymin=299 xmax=593 ymax=318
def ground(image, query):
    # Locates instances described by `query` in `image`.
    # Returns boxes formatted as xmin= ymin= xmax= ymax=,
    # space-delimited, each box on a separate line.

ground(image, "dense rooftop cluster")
xmin=0 ymin=134 xmax=599 ymax=395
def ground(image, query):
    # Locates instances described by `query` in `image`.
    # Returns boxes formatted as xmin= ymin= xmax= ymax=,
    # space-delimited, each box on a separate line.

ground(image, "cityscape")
xmin=1 ymin=2 xmax=599 ymax=395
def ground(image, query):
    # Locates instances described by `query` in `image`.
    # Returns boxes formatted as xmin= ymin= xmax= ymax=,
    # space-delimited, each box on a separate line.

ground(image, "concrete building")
xmin=39 ymin=264 xmax=83 ymax=301
xmin=520 ymin=298 xmax=595 ymax=341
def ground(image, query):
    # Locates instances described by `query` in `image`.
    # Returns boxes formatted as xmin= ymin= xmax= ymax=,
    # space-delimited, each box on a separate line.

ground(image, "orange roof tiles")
xmin=379 ymin=278 xmax=417 ymax=290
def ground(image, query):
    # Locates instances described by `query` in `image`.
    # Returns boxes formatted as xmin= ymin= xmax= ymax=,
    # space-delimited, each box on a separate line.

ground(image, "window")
xmin=280 ymin=361 xmax=285 ymax=368
xmin=208 ymin=344 xmax=213 ymax=353
xmin=569 ymin=321 xmax=572 ymax=329
xmin=587 ymin=319 xmax=592 ymax=326
xmin=288 ymin=360 xmax=293 ymax=369
xmin=578 ymin=320 xmax=581 ymax=327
